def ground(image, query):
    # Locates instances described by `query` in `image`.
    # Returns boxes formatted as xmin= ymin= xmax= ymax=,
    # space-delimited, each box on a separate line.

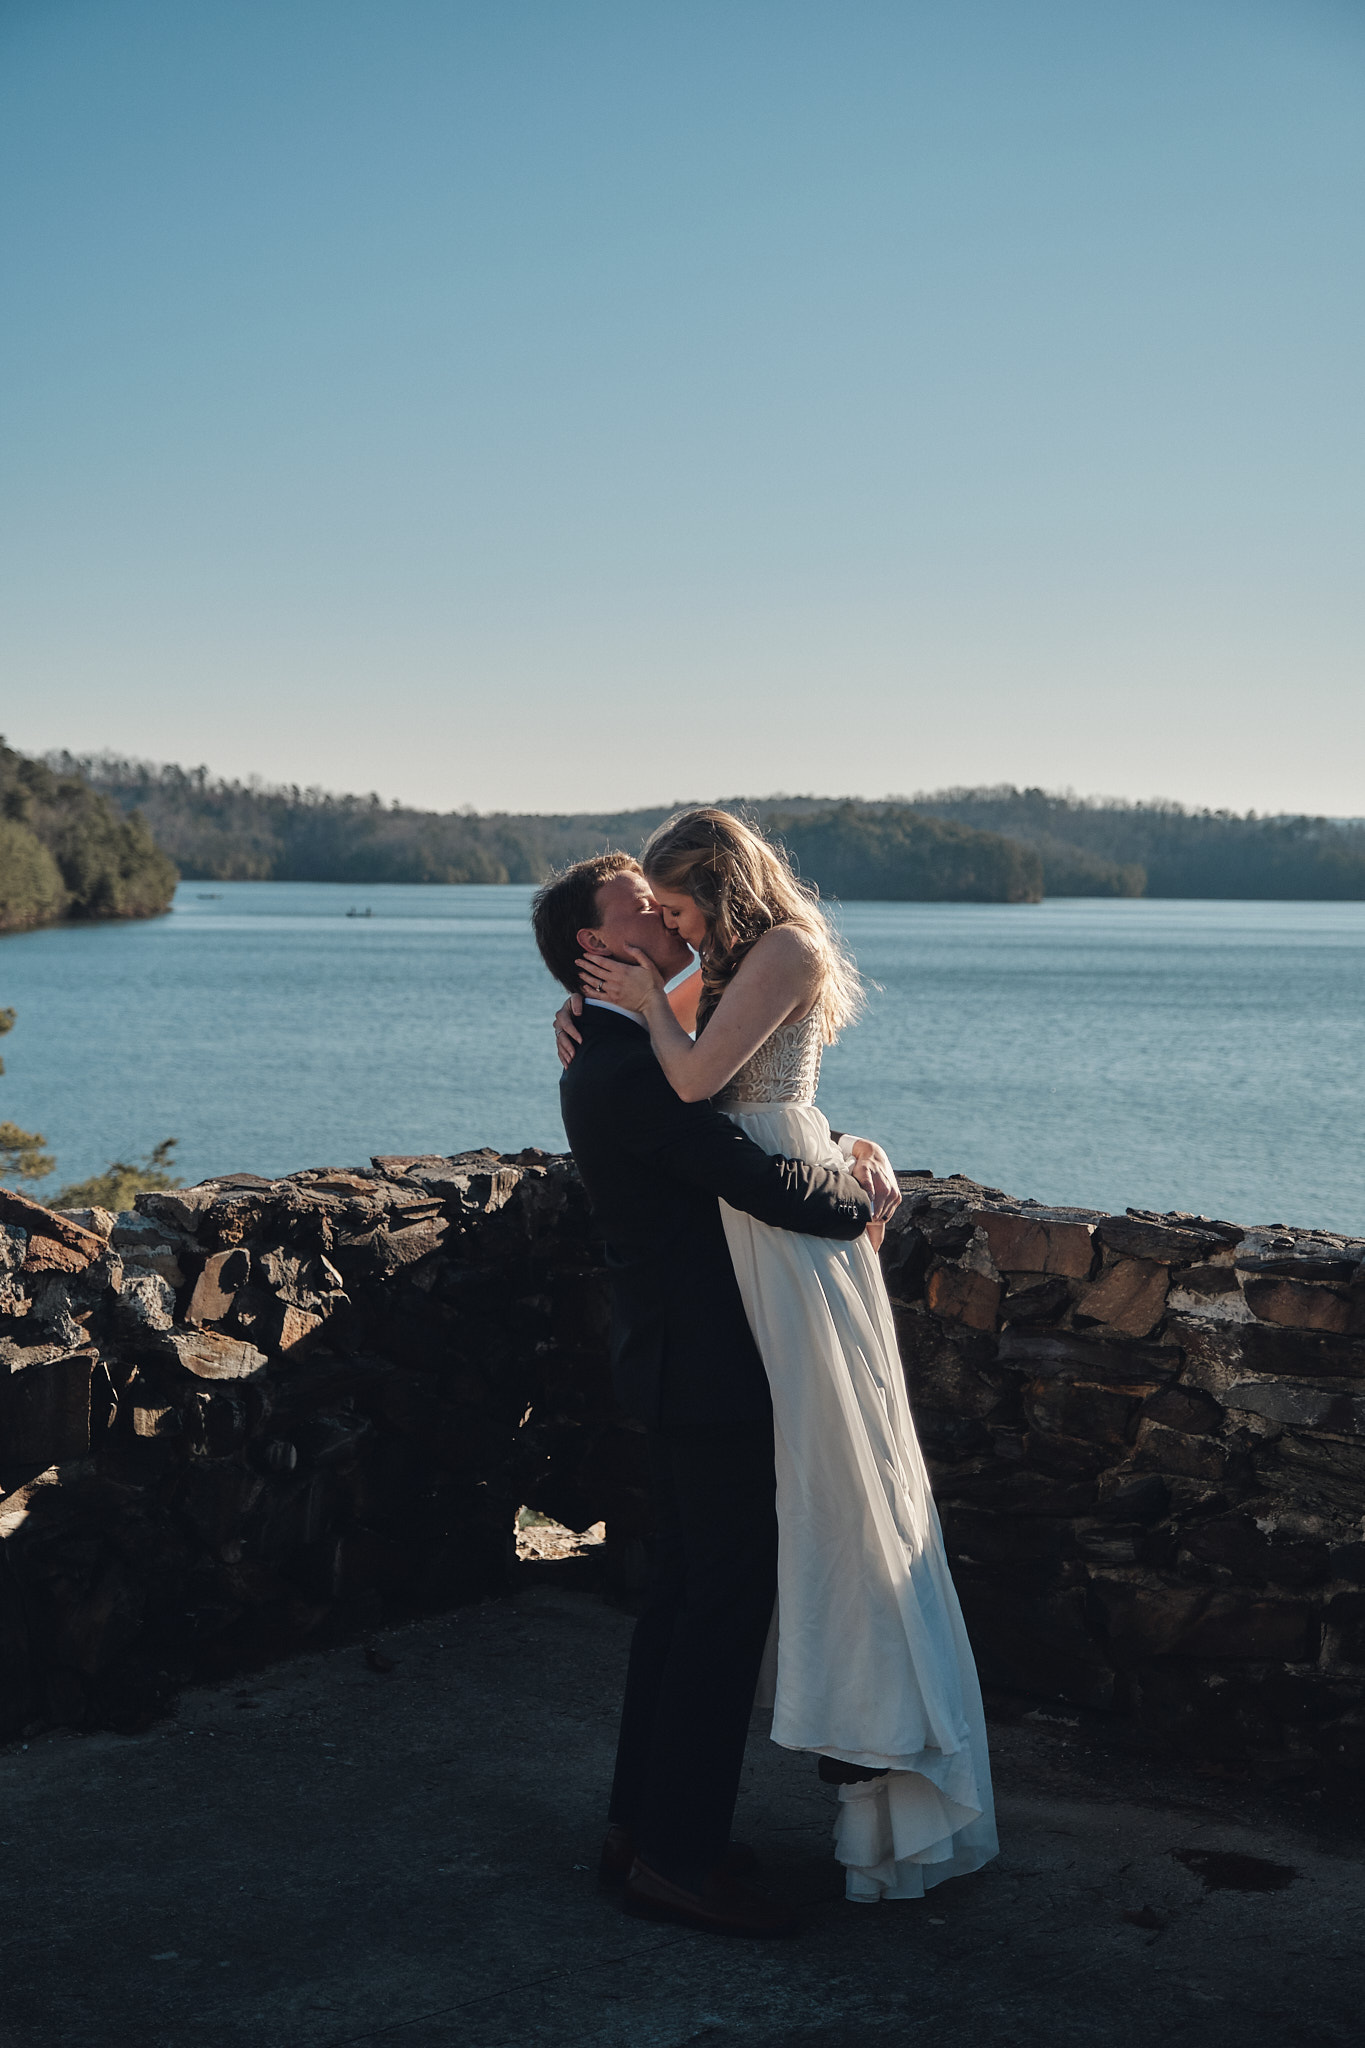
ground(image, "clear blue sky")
xmin=1 ymin=0 xmax=1361 ymax=815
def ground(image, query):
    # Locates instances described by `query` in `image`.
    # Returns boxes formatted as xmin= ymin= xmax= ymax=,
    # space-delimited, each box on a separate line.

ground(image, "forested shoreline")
xmin=0 ymin=742 xmax=178 ymax=933
xmin=60 ymin=753 xmax=1365 ymax=902
xmin=2 ymin=749 xmax=1360 ymax=910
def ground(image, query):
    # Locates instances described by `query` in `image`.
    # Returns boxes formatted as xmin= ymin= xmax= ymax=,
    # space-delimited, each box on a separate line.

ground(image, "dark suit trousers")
xmin=606 ymin=1422 xmax=779 ymax=1886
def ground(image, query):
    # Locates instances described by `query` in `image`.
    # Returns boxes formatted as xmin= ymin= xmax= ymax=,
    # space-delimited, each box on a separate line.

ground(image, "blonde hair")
xmin=641 ymin=807 xmax=864 ymax=1042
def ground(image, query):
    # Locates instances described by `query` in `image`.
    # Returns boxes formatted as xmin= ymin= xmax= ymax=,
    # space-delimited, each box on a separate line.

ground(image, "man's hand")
xmin=554 ymin=992 xmax=584 ymax=1069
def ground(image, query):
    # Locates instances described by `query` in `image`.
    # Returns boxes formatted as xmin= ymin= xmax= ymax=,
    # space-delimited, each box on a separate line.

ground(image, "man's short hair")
xmin=531 ymin=851 xmax=641 ymax=993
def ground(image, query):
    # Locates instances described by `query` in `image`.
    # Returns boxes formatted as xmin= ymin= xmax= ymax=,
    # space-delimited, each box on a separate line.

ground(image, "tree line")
xmin=886 ymin=787 xmax=1365 ymax=901
xmin=23 ymin=751 xmax=1365 ymax=903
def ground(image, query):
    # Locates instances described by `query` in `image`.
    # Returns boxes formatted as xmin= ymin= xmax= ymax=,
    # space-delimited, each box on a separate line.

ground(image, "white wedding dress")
xmin=717 ymin=1009 xmax=998 ymax=1903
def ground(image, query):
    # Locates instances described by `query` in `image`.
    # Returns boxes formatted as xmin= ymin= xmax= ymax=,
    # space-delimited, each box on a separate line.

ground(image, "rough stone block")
xmin=1073 ymin=1258 xmax=1168 ymax=1338
xmin=878 ymin=1222 xmax=930 ymax=1302
xmin=187 ymin=1247 xmax=251 ymax=1325
xmin=1223 ymin=1378 xmax=1365 ymax=1434
xmin=1239 ymin=1325 xmax=1365 ymax=1380
xmin=1142 ymin=1385 xmax=1225 ymax=1436
xmin=1183 ymin=1514 xmax=1268 ymax=1579
xmin=1089 ymin=1579 xmax=1212 ymax=1663
xmin=1095 ymin=1471 xmax=1170 ymax=1521
xmin=1132 ymin=1418 xmax=1238 ymax=1481
xmin=161 ymin=1330 xmax=268 ymax=1381
xmin=1021 ymin=1429 xmax=1109 ymax=1480
xmin=111 ymin=1212 xmax=186 ymax=1286
xmin=1329 ymin=1541 xmax=1365 ymax=1583
xmin=1177 ymin=1597 xmax=1317 ymax=1663
xmin=135 ymin=1184 xmax=220 ymax=1232
xmin=899 ymin=1332 xmax=1006 ymax=1422
xmin=1261 ymin=1540 xmax=1330 ymax=1590
xmin=997 ymin=1328 xmax=1176 ymax=1383
xmin=24 ymin=1276 xmax=87 ymax=1349
xmin=0 ymin=1350 xmax=95 ymax=1464
xmin=131 ymin=1403 xmax=179 ymax=1439
xmin=1023 ymin=1378 xmax=1144 ymax=1446
xmin=1244 ymin=1277 xmax=1352 ymax=1334
xmin=1095 ymin=1216 xmax=1237 ymax=1264
xmin=925 ymin=1265 xmax=1001 ymax=1331
xmin=117 ymin=1273 xmax=175 ymax=1332
xmin=53 ymin=1206 xmax=116 ymax=1240
xmin=939 ymin=1504 xmax=1073 ymax=1575
xmin=22 ymin=1235 xmax=95 ymax=1277
xmin=1074 ymin=1520 xmax=1153 ymax=1566
xmin=0 ymin=1189 xmax=106 ymax=1264
xmin=1000 ymin=1276 xmax=1072 ymax=1324
xmin=1255 ymin=1431 xmax=1365 ymax=1519
xmin=278 ymin=1305 xmax=325 ymax=1356
xmin=1173 ymin=1263 xmax=1242 ymax=1298
xmin=1236 ymin=1230 xmax=1360 ymax=1283
xmin=976 ymin=1211 xmax=1094 ymax=1277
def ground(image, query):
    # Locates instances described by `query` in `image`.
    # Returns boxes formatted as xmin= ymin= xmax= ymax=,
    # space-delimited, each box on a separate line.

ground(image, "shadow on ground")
xmin=2 ymin=1570 xmax=1363 ymax=2048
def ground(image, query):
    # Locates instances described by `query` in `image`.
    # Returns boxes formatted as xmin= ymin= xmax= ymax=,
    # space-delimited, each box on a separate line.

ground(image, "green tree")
xmin=0 ymin=738 xmax=177 ymax=931
xmin=0 ymin=1006 xmax=55 ymax=1181
xmin=53 ymin=1138 xmax=183 ymax=1212
xmin=765 ymin=803 xmax=1044 ymax=903
xmin=0 ymin=816 xmax=67 ymax=932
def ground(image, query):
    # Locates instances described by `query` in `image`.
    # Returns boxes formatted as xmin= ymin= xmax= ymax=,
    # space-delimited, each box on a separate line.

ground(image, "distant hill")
xmin=889 ymin=787 xmax=1365 ymax=900
xmin=59 ymin=758 xmax=1044 ymax=902
xmin=41 ymin=753 xmax=1365 ymax=903
xmin=0 ymin=741 xmax=177 ymax=933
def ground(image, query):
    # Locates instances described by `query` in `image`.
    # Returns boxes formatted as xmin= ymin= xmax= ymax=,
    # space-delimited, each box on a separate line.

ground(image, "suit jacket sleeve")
xmin=613 ymin=1049 xmax=871 ymax=1239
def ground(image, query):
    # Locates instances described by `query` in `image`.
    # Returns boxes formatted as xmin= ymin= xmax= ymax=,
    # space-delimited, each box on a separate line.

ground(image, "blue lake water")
xmin=1 ymin=883 xmax=1361 ymax=1234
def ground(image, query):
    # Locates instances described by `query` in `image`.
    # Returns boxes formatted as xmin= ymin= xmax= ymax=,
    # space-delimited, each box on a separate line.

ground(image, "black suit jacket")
xmin=560 ymin=1003 xmax=871 ymax=1428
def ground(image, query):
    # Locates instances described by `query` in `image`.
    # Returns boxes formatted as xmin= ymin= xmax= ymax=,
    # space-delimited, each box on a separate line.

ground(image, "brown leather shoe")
xmin=623 ymin=1857 xmax=798 ymax=1938
xmin=598 ymin=1826 xmax=757 ymax=1885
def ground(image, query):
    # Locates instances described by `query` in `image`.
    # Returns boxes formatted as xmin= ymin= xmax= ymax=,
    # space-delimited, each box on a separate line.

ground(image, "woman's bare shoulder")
xmin=734 ymin=922 xmax=824 ymax=989
xmin=748 ymin=922 xmax=823 ymax=966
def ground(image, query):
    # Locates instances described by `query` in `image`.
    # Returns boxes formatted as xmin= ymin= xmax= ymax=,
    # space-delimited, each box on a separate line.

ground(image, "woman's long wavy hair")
xmin=641 ymin=807 xmax=864 ymax=1042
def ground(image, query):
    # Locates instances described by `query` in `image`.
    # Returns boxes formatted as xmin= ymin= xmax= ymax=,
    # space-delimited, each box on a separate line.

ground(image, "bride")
xmin=566 ymin=806 xmax=997 ymax=1905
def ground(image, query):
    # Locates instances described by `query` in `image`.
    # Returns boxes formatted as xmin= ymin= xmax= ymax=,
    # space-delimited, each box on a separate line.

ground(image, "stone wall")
xmin=0 ymin=1156 xmax=628 ymax=1739
xmin=2 ymin=1157 xmax=1364 ymax=1783
xmin=885 ymin=1176 xmax=1365 ymax=1781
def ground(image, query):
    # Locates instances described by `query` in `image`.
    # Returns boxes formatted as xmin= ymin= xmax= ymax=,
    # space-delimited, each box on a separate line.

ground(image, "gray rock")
xmin=133 ymin=1184 xmax=219 ymax=1232
xmin=26 ymin=1277 xmax=87 ymax=1349
xmin=51 ymin=1206 xmax=116 ymax=1240
xmin=1235 ymin=1228 xmax=1360 ymax=1284
xmin=111 ymin=1212 xmax=187 ymax=1286
xmin=1096 ymin=1215 xmax=1238 ymax=1264
xmin=1224 ymin=1378 xmax=1365 ymax=1435
xmin=117 ymin=1273 xmax=176 ymax=1333
xmin=997 ymin=1328 xmax=1176 ymax=1383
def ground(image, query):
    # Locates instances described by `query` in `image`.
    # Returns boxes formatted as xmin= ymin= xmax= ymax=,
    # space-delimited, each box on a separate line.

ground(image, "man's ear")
xmin=576 ymin=927 xmax=606 ymax=955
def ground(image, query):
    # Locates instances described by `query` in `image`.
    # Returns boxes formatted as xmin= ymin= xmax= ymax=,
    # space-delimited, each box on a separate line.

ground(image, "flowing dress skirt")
xmin=720 ymin=1101 xmax=998 ymax=1902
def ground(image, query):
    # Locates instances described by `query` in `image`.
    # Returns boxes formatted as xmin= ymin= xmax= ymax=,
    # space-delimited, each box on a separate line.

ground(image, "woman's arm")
xmin=576 ymin=927 xmax=821 ymax=1102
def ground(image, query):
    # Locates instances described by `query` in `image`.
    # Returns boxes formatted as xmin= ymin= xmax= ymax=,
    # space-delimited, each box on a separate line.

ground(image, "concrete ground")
xmin=3 ymin=1566 xmax=1363 ymax=2048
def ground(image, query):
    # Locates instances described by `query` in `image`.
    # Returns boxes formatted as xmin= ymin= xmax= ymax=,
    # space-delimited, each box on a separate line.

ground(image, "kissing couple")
xmin=531 ymin=807 xmax=997 ymax=1937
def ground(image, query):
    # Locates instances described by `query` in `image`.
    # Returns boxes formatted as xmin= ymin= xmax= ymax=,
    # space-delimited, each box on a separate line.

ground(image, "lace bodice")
xmin=716 ymin=1007 xmax=823 ymax=1107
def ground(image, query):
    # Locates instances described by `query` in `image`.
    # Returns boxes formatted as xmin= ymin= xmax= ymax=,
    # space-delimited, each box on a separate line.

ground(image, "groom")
xmin=532 ymin=853 xmax=879 ymax=1938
